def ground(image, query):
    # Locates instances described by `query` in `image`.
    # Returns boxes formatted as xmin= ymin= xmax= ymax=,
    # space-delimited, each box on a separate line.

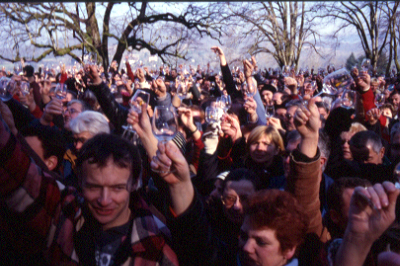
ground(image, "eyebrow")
xmin=83 ymin=182 xmax=128 ymax=187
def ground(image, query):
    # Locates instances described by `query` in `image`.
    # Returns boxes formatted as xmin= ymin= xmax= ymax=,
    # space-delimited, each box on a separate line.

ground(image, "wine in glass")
xmin=121 ymin=90 xmax=150 ymax=142
xmin=340 ymin=89 xmax=357 ymax=110
xmin=242 ymin=81 xmax=257 ymax=99
xmin=205 ymin=106 xmax=218 ymax=124
xmin=265 ymin=105 xmax=275 ymax=119
xmin=361 ymin=58 xmax=371 ymax=74
xmin=151 ymin=106 xmax=178 ymax=173
xmin=221 ymin=95 xmax=231 ymax=112
xmin=394 ymin=162 xmax=400 ymax=189
xmin=374 ymin=92 xmax=385 ymax=109
xmin=176 ymin=82 xmax=187 ymax=101
xmin=54 ymin=83 xmax=67 ymax=99
xmin=0 ymin=77 xmax=13 ymax=102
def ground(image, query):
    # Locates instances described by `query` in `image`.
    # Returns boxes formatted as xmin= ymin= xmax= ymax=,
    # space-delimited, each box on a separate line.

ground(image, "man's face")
xmin=64 ymin=102 xmax=83 ymax=131
xmin=261 ymin=90 xmax=273 ymax=106
xmin=392 ymin=94 xmax=400 ymax=111
xmin=82 ymin=158 xmax=132 ymax=230
xmin=350 ymin=143 xmax=384 ymax=165
xmin=284 ymin=106 xmax=298 ymax=131
xmin=171 ymin=70 xmax=177 ymax=78
xmin=318 ymin=107 xmax=329 ymax=120
xmin=73 ymin=131 xmax=93 ymax=151
xmin=272 ymin=92 xmax=283 ymax=106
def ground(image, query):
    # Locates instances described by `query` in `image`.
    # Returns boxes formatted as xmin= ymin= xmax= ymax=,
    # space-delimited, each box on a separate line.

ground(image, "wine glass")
xmin=20 ymin=81 xmax=30 ymax=96
xmin=205 ymin=106 xmax=218 ymax=124
xmin=394 ymin=162 xmax=400 ymax=189
xmin=374 ymin=92 xmax=385 ymax=109
xmin=152 ymin=106 xmax=177 ymax=142
xmin=340 ymin=89 xmax=357 ymax=110
xmin=361 ymin=58 xmax=371 ymax=74
xmin=221 ymin=95 xmax=231 ymax=112
xmin=0 ymin=77 xmax=13 ymax=102
xmin=54 ymin=83 xmax=67 ymax=99
xmin=265 ymin=105 xmax=275 ymax=119
xmin=121 ymin=90 xmax=150 ymax=142
xmin=176 ymin=82 xmax=187 ymax=101
xmin=242 ymin=80 xmax=257 ymax=99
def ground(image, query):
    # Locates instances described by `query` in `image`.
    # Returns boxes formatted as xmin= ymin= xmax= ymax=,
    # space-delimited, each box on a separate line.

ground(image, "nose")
xmin=97 ymin=188 xmax=112 ymax=206
xmin=242 ymin=239 xmax=255 ymax=254
xmin=75 ymin=141 xmax=83 ymax=151
xmin=233 ymin=196 xmax=242 ymax=211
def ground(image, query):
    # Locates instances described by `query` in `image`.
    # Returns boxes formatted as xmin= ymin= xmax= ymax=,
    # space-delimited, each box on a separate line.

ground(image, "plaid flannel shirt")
xmin=0 ymin=116 xmax=179 ymax=266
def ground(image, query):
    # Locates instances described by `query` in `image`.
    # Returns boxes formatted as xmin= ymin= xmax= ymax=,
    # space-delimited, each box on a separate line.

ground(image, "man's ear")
xmin=320 ymin=156 xmax=327 ymax=169
xmin=44 ymin=155 xmax=58 ymax=171
xmin=380 ymin=147 xmax=385 ymax=160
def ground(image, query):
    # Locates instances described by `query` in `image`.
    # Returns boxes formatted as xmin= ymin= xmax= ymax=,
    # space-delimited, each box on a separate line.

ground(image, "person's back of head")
xmin=70 ymin=110 xmax=110 ymax=136
xmin=23 ymin=65 xmax=34 ymax=78
xmin=20 ymin=124 xmax=66 ymax=172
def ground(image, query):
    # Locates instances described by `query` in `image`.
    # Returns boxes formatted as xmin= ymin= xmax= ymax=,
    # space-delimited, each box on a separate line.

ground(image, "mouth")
xmin=93 ymin=208 xmax=114 ymax=216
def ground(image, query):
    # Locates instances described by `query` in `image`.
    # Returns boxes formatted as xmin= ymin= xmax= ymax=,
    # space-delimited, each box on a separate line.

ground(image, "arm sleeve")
xmin=286 ymin=147 xmax=329 ymax=243
xmin=88 ymin=82 xmax=129 ymax=134
xmin=126 ymin=61 xmax=136 ymax=81
xmin=0 ymin=115 xmax=66 ymax=253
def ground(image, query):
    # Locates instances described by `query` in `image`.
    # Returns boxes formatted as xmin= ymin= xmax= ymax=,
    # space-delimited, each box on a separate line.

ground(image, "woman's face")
xmin=222 ymin=180 xmax=255 ymax=224
xmin=249 ymin=135 xmax=279 ymax=164
xmin=340 ymin=131 xmax=354 ymax=160
xmin=238 ymin=216 xmax=295 ymax=266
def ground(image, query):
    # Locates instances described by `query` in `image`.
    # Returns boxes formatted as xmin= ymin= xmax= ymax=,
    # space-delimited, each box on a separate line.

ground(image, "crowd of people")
xmin=1 ymin=45 xmax=400 ymax=266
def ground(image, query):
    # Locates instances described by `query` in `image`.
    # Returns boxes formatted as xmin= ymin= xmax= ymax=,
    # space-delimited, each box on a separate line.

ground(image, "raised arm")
xmin=335 ymin=182 xmax=399 ymax=266
xmin=286 ymin=97 xmax=328 ymax=242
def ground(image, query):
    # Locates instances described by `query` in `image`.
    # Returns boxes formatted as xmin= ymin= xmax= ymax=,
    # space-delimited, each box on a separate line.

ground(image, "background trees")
xmin=210 ymin=2 xmax=321 ymax=70
xmin=312 ymin=1 xmax=399 ymax=75
xmin=0 ymin=2 xmax=222 ymax=70
xmin=0 ymin=1 xmax=399 ymax=74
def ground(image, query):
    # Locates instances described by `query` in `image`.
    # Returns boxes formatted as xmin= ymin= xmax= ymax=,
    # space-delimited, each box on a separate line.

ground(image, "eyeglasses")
xmin=221 ymin=194 xmax=249 ymax=207
xmin=64 ymin=107 xmax=80 ymax=115
xmin=285 ymin=114 xmax=293 ymax=119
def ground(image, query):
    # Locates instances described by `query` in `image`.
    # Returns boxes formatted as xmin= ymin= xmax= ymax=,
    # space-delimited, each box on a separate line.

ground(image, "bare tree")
xmin=210 ymin=2 xmax=322 ymax=70
xmin=312 ymin=1 xmax=398 ymax=73
xmin=0 ymin=2 xmax=222 ymax=71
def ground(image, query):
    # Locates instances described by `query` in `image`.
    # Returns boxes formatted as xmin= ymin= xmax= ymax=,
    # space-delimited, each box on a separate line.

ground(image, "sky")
xmin=0 ymin=2 xmax=368 ymax=71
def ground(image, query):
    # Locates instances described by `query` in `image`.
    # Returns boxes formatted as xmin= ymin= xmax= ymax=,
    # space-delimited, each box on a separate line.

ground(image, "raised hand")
xmin=126 ymin=101 xmax=152 ymax=138
xmin=220 ymin=113 xmax=242 ymax=142
xmin=294 ymin=97 xmax=320 ymax=157
xmin=150 ymin=141 xmax=194 ymax=216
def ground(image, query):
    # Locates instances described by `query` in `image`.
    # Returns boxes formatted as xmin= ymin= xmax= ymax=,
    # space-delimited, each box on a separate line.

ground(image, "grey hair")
xmin=318 ymin=130 xmax=330 ymax=172
xmin=350 ymin=130 xmax=383 ymax=155
xmin=70 ymin=110 xmax=110 ymax=135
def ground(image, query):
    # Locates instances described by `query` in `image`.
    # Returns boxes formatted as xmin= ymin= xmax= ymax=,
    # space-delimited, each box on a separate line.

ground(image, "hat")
xmin=261 ymin=84 xmax=277 ymax=94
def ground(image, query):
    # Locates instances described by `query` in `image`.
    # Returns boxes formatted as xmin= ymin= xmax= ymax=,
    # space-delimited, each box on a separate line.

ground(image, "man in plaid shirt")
xmin=0 ymin=111 xmax=184 ymax=266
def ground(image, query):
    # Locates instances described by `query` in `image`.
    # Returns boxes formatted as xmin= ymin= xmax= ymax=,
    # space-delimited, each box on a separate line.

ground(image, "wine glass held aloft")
xmin=54 ymin=83 xmax=67 ymax=100
xmin=151 ymin=106 xmax=178 ymax=175
xmin=122 ymin=90 xmax=150 ymax=141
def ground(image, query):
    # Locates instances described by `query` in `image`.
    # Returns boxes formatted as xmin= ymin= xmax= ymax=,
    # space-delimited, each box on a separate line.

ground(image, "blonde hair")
xmin=246 ymin=125 xmax=284 ymax=153
xmin=348 ymin=122 xmax=367 ymax=135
